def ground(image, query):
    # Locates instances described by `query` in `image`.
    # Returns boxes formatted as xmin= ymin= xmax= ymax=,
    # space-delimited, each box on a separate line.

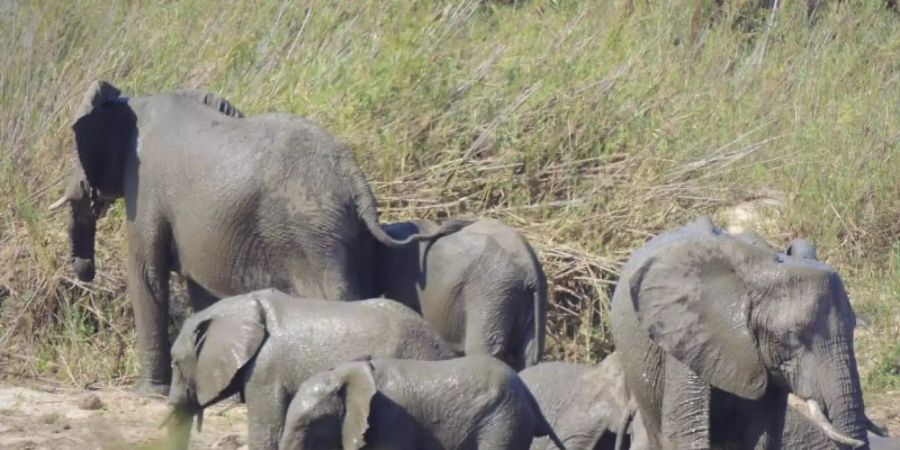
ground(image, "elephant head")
xmin=279 ymin=361 xmax=376 ymax=450
xmin=49 ymin=82 xmax=243 ymax=282
xmin=166 ymin=296 xmax=267 ymax=448
xmin=48 ymin=81 xmax=130 ymax=281
xmin=629 ymin=224 xmax=867 ymax=448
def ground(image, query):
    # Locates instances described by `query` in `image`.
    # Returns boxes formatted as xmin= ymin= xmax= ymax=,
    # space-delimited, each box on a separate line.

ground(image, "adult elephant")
xmin=50 ymin=81 xmax=458 ymax=396
xmin=378 ymin=218 xmax=548 ymax=370
xmin=610 ymin=216 xmax=870 ymax=450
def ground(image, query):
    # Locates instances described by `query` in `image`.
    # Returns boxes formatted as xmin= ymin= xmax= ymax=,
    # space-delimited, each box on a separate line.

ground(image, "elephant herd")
xmin=50 ymin=82 xmax=895 ymax=449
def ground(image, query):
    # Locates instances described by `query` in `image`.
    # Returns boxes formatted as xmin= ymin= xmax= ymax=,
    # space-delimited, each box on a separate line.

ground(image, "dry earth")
xmin=0 ymin=379 xmax=247 ymax=450
xmin=0 ymin=378 xmax=896 ymax=450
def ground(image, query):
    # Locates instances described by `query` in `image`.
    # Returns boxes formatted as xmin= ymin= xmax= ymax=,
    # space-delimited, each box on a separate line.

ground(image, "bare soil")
xmin=0 ymin=380 xmax=247 ymax=450
xmin=0 ymin=379 xmax=896 ymax=449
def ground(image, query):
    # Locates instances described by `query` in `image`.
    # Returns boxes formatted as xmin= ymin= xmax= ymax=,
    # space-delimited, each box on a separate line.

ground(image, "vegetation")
xmin=0 ymin=0 xmax=897 ymax=391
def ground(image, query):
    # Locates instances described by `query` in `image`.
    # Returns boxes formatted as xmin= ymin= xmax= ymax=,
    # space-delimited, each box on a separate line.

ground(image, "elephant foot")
xmin=134 ymin=379 xmax=170 ymax=398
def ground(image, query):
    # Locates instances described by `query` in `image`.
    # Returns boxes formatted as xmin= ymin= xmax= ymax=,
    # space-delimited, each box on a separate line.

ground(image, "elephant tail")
xmin=522 ymin=382 xmax=567 ymax=450
xmin=348 ymin=161 xmax=469 ymax=248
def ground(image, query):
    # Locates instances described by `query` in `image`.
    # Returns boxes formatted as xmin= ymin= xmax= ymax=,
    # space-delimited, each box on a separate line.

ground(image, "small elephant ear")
xmin=629 ymin=234 xmax=768 ymax=399
xmin=786 ymin=239 xmax=818 ymax=260
xmin=194 ymin=297 xmax=267 ymax=406
xmin=71 ymin=81 xmax=124 ymax=190
xmin=339 ymin=362 xmax=377 ymax=450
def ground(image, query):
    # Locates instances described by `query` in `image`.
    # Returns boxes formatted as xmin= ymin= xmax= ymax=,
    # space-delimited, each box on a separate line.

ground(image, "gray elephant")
xmin=50 ymin=81 xmax=458 ymax=395
xmin=165 ymin=288 xmax=456 ymax=450
xmin=610 ymin=216 xmax=870 ymax=449
xmin=377 ymin=218 xmax=548 ymax=370
xmin=520 ymin=352 xmax=643 ymax=450
xmin=279 ymin=355 xmax=565 ymax=450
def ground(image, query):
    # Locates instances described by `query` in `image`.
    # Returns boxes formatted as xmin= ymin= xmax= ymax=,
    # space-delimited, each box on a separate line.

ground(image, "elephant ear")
xmin=71 ymin=81 xmax=130 ymax=193
xmin=786 ymin=239 xmax=818 ymax=260
xmin=339 ymin=362 xmax=377 ymax=450
xmin=194 ymin=297 xmax=267 ymax=406
xmin=629 ymin=234 xmax=768 ymax=399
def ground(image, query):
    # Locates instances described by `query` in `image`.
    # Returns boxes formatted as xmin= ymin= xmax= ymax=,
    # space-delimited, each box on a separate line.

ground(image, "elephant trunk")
xmin=68 ymin=197 xmax=97 ymax=282
xmin=808 ymin=348 xmax=869 ymax=449
xmin=165 ymin=373 xmax=201 ymax=450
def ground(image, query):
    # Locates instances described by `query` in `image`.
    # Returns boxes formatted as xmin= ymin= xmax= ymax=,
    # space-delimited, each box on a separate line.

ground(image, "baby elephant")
xmin=521 ymin=352 xmax=642 ymax=450
xmin=378 ymin=218 xmax=548 ymax=370
xmin=279 ymin=355 xmax=565 ymax=450
xmin=166 ymin=289 xmax=455 ymax=450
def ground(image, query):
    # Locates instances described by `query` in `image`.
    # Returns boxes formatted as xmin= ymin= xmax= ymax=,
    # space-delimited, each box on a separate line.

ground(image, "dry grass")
xmin=0 ymin=0 xmax=897 ymax=389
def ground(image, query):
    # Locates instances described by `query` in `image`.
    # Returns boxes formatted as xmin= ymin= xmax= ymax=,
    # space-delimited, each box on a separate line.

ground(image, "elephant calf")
xmin=279 ymin=355 xmax=565 ymax=450
xmin=378 ymin=218 xmax=548 ymax=370
xmin=521 ymin=352 xmax=643 ymax=450
xmin=166 ymin=289 xmax=455 ymax=450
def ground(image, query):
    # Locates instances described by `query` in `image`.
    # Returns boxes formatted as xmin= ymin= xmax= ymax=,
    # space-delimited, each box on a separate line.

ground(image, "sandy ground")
xmin=0 ymin=381 xmax=247 ymax=450
xmin=0 ymin=379 xmax=896 ymax=449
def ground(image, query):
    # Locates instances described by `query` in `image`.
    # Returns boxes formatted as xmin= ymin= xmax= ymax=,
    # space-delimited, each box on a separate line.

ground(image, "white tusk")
xmin=49 ymin=196 xmax=69 ymax=211
xmin=806 ymin=399 xmax=866 ymax=448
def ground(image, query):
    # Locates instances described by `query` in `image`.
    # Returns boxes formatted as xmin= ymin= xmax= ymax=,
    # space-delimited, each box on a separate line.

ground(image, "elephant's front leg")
xmin=246 ymin=383 xmax=288 ymax=450
xmin=663 ymin=356 xmax=712 ymax=450
xmin=128 ymin=222 xmax=172 ymax=396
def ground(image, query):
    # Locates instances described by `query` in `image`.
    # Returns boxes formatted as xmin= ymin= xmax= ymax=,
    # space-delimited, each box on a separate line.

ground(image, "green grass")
xmin=0 ymin=0 xmax=897 ymax=391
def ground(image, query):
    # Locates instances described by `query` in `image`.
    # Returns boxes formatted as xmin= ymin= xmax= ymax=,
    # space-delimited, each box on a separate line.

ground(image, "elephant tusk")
xmin=49 ymin=196 xmax=69 ymax=211
xmin=806 ymin=399 xmax=866 ymax=448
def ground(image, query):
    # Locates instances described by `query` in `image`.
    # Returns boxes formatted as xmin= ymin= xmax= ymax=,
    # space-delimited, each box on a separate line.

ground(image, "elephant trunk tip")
xmin=72 ymin=257 xmax=95 ymax=282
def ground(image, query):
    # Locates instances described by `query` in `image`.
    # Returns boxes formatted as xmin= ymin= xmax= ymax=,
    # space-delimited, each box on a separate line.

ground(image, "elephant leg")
xmin=127 ymin=222 xmax=172 ymax=396
xmin=245 ymin=382 xmax=287 ymax=450
xmin=185 ymin=278 xmax=218 ymax=312
xmin=320 ymin=241 xmax=362 ymax=301
xmin=463 ymin=298 xmax=508 ymax=364
xmin=663 ymin=356 xmax=711 ymax=450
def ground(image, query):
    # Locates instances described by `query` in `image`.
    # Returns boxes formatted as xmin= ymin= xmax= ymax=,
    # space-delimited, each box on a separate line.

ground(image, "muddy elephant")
xmin=279 ymin=355 xmax=565 ymax=450
xmin=165 ymin=288 xmax=455 ymax=450
xmin=50 ymin=81 xmax=458 ymax=395
xmin=610 ymin=216 xmax=870 ymax=449
xmin=377 ymin=218 xmax=548 ymax=370
xmin=520 ymin=352 xmax=644 ymax=450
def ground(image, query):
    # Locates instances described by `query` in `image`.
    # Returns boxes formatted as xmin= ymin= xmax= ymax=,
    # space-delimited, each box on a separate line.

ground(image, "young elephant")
xmin=279 ymin=355 xmax=565 ymax=450
xmin=378 ymin=218 xmax=548 ymax=370
xmin=520 ymin=352 xmax=642 ymax=450
xmin=51 ymin=81 xmax=458 ymax=395
xmin=166 ymin=289 xmax=455 ymax=450
xmin=611 ymin=216 xmax=870 ymax=449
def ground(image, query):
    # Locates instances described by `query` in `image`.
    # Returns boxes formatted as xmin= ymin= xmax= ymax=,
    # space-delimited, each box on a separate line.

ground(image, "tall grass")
xmin=1 ymin=0 xmax=897 ymax=389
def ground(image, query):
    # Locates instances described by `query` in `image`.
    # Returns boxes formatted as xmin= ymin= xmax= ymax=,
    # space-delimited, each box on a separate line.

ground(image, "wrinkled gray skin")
xmin=53 ymin=81 xmax=459 ymax=395
xmin=521 ymin=352 xmax=642 ymax=450
xmin=776 ymin=404 xmax=895 ymax=450
xmin=610 ymin=216 xmax=869 ymax=450
xmin=279 ymin=355 xmax=565 ymax=450
xmin=166 ymin=288 xmax=455 ymax=450
xmin=378 ymin=218 xmax=548 ymax=370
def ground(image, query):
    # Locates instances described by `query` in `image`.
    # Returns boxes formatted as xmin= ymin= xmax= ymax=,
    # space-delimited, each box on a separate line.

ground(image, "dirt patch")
xmin=0 ymin=381 xmax=246 ymax=450
xmin=867 ymin=390 xmax=900 ymax=436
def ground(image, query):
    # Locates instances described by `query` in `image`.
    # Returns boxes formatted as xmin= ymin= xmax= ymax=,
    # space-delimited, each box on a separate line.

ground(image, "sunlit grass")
xmin=0 ymin=0 xmax=897 ymax=390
